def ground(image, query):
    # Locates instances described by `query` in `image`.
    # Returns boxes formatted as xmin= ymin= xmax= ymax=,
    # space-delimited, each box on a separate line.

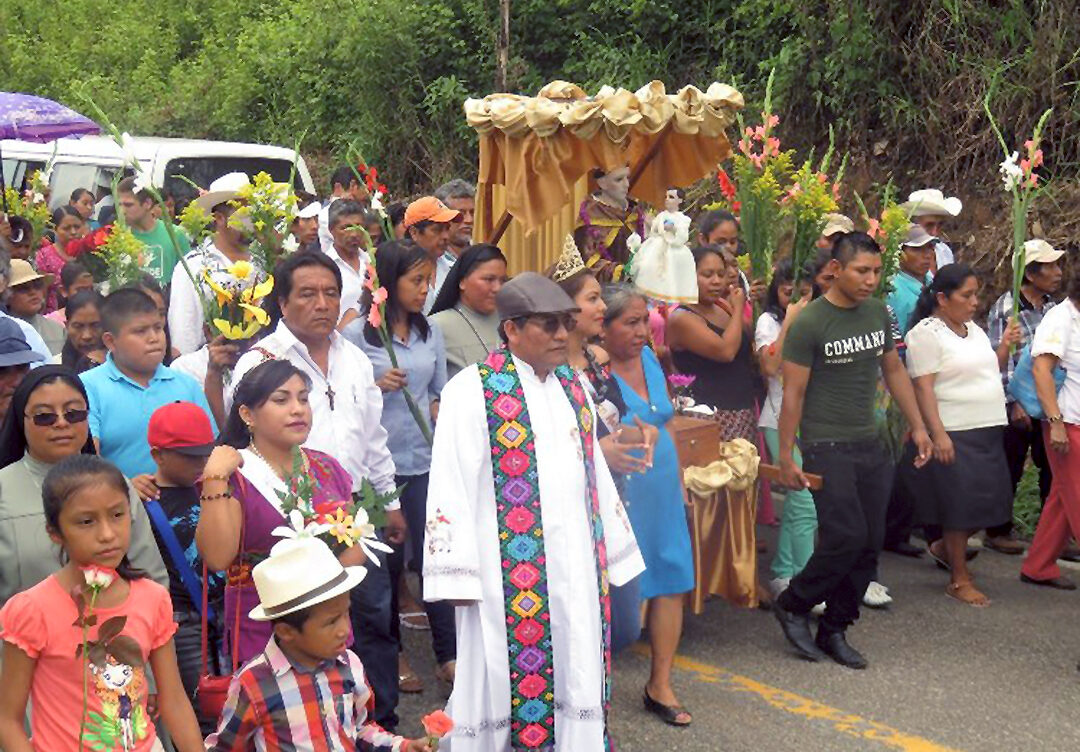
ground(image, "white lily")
xmin=281 ymin=234 xmax=299 ymax=253
xmin=31 ymin=192 xmax=45 ymax=205
xmin=133 ymin=167 xmax=153 ymax=195
xmin=370 ymin=191 xmax=385 ymax=214
xmin=999 ymin=151 xmax=1023 ymax=192
xmin=118 ymin=131 xmax=140 ymax=169
xmin=352 ymin=506 xmax=392 ymax=566
xmin=271 ymin=508 xmax=330 ymax=540
xmin=40 ymin=165 xmax=54 ymax=185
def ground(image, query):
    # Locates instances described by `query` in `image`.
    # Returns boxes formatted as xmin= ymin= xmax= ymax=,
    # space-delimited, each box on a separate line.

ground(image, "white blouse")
xmin=905 ymin=317 xmax=1007 ymax=432
xmin=1031 ymin=298 xmax=1080 ymax=424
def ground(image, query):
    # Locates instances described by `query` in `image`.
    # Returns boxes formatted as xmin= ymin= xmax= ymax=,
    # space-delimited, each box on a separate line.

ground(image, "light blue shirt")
xmin=0 ymin=310 xmax=50 ymax=365
xmin=887 ymin=270 xmax=932 ymax=337
xmin=343 ymin=319 xmax=446 ymax=476
xmin=81 ymin=355 xmax=216 ymax=478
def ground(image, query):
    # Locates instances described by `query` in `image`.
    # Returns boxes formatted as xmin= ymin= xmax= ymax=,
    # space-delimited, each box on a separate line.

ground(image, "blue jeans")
xmin=350 ymin=537 xmax=398 ymax=730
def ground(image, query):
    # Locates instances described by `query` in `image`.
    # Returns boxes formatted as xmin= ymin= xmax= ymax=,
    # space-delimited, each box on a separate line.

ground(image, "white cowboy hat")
xmin=248 ymin=536 xmax=367 ymax=622
xmin=194 ymin=172 xmax=252 ymax=214
xmin=295 ymin=201 xmax=322 ymax=219
xmin=902 ymin=189 xmax=962 ymax=218
xmin=1024 ymin=239 xmax=1065 ymax=265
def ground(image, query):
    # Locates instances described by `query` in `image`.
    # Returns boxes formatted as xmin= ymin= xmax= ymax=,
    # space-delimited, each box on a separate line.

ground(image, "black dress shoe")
xmin=773 ymin=601 xmax=825 ymax=661
xmin=816 ymin=628 xmax=868 ymax=670
xmin=1020 ymin=573 xmax=1077 ymax=590
xmin=885 ymin=541 xmax=924 ymax=558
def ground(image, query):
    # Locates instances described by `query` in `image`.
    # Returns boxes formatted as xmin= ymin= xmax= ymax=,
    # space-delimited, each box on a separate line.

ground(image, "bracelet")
xmin=203 ymin=474 xmax=230 ymax=482
xmin=200 ymin=491 xmax=231 ymax=502
xmin=1047 ymin=414 xmax=1064 ymax=424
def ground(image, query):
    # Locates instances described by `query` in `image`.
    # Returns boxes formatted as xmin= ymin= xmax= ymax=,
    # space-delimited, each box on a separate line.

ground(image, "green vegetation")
xmin=1012 ymin=463 xmax=1044 ymax=539
xmin=3 ymin=0 xmax=1077 ymax=203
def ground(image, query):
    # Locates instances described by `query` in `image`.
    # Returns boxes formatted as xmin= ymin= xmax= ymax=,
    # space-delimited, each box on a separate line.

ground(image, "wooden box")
xmin=668 ymin=415 xmax=722 ymax=469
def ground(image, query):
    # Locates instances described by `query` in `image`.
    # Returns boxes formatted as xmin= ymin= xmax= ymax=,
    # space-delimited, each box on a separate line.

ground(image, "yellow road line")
xmin=632 ymin=645 xmax=963 ymax=752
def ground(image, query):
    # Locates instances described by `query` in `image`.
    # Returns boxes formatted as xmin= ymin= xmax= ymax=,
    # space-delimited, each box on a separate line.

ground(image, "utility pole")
xmin=496 ymin=0 xmax=510 ymax=90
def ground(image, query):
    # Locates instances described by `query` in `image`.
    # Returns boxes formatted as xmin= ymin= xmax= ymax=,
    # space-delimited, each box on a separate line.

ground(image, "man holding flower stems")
xmin=775 ymin=232 xmax=933 ymax=669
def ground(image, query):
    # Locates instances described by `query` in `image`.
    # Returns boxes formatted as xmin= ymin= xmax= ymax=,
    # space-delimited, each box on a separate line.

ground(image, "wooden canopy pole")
xmin=487 ymin=209 xmax=513 ymax=245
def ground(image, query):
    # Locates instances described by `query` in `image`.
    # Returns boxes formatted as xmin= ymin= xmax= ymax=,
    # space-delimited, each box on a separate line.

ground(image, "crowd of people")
xmin=0 ymin=166 xmax=1076 ymax=752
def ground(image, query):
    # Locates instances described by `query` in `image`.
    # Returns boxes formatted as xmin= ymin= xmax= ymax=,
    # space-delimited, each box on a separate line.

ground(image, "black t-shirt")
xmin=150 ymin=486 xmax=225 ymax=613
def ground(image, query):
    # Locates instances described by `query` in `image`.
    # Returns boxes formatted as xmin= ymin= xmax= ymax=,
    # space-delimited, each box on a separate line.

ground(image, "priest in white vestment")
xmin=424 ymin=273 xmax=644 ymax=752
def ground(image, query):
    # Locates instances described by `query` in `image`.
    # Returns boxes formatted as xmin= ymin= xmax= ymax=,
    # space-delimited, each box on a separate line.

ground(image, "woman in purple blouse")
xmin=196 ymin=359 xmax=364 ymax=663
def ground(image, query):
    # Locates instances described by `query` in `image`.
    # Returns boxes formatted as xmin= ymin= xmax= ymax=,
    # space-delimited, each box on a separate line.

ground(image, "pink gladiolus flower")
xmin=766 ymin=114 xmax=780 ymax=129
xmin=1024 ymin=139 xmax=1035 ymax=153
xmin=832 ymin=183 xmax=842 ymax=201
xmin=372 ymin=287 xmax=388 ymax=307
xmin=866 ymin=218 xmax=881 ymax=239
xmin=766 ymin=137 xmax=781 ymax=156
xmin=744 ymin=126 xmax=754 ymax=139
xmin=1020 ymin=158 xmax=1031 ymax=175
xmin=1028 ymin=174 xmax=1039 ymax=188
xmin=367 ymin=304 xmax=382 ymax=329
xmin=753 ymin=125 xmax=767 ymax=140
xmin=750 ymin=154 xmax=764 ymax=170
xmin=1033 ymin=149 xmax=1044 ymax=168
xmin=738 ymin=139 xmax=753 ymax=157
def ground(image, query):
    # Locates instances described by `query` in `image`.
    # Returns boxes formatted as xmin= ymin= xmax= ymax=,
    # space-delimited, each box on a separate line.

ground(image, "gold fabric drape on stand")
xmin=683 ymin=439 xmax=762 ymax=613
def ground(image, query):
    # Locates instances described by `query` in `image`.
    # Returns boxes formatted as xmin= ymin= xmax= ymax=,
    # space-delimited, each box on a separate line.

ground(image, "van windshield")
xmin=164 ymin=156 xmax=303 ymax=210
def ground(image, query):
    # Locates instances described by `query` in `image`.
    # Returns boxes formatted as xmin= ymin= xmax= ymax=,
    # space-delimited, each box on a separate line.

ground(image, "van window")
xmin=50 ymin=163 xmax=120 ymax=212
xmin=2 ymin=159 xmax=44 ymax=195
xmin=163 ymin=156 xmax=303 ymax=211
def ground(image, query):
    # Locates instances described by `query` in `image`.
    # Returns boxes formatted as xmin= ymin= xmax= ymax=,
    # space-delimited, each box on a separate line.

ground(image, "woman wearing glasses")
xmin=0 ymin=365 xmax=167 ymax=607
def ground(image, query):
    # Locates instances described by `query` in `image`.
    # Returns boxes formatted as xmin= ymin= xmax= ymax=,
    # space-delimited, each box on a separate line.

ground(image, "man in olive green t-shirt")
xmin=118 ymin=177 xmax=190 ymax=283
xmin=773 ymin=232 xmax=933 ymax=670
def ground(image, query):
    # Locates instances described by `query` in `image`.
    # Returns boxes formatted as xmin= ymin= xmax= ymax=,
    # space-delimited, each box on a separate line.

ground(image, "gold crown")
xmin=552 ymin=234 xmax=586 ymax=283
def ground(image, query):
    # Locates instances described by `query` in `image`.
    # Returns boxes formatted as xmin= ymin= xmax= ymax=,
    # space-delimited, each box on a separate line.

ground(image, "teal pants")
xmin=762 ymin=427 xmax=818 ymax=580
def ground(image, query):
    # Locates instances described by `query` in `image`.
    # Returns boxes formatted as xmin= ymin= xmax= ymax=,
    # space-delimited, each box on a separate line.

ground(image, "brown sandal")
xmin=946 ymin=581 xmax=990 ymax=608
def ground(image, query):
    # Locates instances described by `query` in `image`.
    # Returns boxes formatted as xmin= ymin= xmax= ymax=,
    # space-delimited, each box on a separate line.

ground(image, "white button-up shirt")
xmin=424 ymin=251 xmax=456 ymax=314
xmin=229 ymin=320 xmax=398 ymax=504
xmin=325 ymin=246 xmax=367 ymax=321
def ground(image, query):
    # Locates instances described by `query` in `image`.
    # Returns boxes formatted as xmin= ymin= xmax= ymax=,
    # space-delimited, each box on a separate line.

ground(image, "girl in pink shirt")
xmin=0 ymin=455 xmax=202 ymax=751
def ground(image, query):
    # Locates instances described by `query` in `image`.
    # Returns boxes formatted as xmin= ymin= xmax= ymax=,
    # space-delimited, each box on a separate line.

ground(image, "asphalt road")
xmin=397 ymin=530 xmax=1080 ymax=751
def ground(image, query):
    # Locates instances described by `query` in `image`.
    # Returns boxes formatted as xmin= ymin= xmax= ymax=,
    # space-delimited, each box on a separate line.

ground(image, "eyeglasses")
xmin=26 ymin=408 xmax=89 ymax=427
xmin=523 ymin=313 xmax=577 ymax=335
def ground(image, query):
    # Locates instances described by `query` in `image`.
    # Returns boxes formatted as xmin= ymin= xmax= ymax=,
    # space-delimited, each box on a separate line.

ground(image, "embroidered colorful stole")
xmin=479 ymin=350 xmax=613 ymax=752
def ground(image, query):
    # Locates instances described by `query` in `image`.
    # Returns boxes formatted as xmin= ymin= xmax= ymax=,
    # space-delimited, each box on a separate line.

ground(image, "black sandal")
xmin=643 ymin=687 xmax=692 ymax=727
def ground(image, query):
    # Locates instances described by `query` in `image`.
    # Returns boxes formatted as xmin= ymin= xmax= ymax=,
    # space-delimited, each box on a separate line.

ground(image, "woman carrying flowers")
xmin=0 ymin=454 xmax=202 ymax=751
xmin=196 ymin=360 xmax=366 ymax=664
xmin=342 ymin=240 xmax=457 ymax=690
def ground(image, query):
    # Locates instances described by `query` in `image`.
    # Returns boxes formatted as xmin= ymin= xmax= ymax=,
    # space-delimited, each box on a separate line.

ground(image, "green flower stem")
xmin=77 ymin=587 xmax=100 ymax=751
xmin=376 ymin=322 xmax=434 ymax=446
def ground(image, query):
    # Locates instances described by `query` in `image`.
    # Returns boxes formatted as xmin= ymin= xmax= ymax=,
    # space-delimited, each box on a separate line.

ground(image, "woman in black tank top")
xmin=666 ymin=246 xmax=758 ymax=442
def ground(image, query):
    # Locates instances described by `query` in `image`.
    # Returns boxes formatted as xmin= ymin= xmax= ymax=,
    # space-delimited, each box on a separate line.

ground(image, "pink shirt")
xmin=0 ymin=574 xmax=177 ymax=751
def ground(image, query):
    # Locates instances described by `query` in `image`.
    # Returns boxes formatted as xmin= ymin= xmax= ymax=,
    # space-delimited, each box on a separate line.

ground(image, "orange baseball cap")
xmin=403 ymin=196 xmax=461 ymax=229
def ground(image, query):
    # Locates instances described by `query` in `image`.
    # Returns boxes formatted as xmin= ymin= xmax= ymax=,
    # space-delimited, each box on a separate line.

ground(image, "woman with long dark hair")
xmin=34 ymin=205 xmax=99 ymax=313
xmin=343 ymin=240 xmax=456 ymax=689
xmin=902 ymin=264 xmax=1012 ymax=605
xmin=0 ymin=365 xmax=166 ymax=606
xmin=428 ymin=243 xmax=507 ymax=378
xmin=195 ymin=359 xmax=362 ymax=663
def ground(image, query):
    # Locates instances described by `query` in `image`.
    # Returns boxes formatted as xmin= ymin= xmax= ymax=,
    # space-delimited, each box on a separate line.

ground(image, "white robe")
xmin=424 ymin=356 xmax=645 ymax=752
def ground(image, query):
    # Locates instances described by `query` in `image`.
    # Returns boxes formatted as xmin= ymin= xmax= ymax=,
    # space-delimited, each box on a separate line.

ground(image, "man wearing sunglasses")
xmin=424 ymin=272 xmax=643 ymax=752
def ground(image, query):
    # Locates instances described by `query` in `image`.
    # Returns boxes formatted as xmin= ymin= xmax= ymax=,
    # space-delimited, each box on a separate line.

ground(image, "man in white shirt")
xmin=324 ymin=199 xmax=368 ymax=322
xmin=318 ymin=165 xmax=370 ymax=253
xmin=168 ymin=173 xmax=260 ymax=354
xmin=228 ymin=250 xmax=405 ymax=728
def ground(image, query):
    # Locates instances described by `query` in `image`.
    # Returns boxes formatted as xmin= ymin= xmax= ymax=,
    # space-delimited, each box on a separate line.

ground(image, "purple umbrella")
xmin=0 ymin=92 xmax=100 ymax=142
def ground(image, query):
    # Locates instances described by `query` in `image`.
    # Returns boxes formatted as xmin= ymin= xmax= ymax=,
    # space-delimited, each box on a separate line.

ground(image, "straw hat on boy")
xmin=248 ymin=536 xmax=367 ymax=621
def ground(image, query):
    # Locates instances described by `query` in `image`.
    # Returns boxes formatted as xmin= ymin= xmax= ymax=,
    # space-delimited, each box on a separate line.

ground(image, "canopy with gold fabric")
xmin=466 ymin=79 xmax=744 ymax=272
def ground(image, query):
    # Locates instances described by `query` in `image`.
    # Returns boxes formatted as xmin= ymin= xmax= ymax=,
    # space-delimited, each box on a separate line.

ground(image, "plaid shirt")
xmin=987 ymin=289 xmax=1056 ymax=400
xmin=205 ymin=638 xmax=405 ymax=751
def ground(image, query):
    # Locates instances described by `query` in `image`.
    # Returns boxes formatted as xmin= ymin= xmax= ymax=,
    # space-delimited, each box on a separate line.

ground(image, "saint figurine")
xmin=630 ymin=188 xmax=698 ymax=303
xmin=574 ymin=166 xmax=646 ymax=283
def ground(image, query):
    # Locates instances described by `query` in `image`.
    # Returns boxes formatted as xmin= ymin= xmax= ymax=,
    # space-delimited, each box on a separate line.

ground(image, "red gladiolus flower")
xmin=717 ymin=169 xmax=737 ymax=201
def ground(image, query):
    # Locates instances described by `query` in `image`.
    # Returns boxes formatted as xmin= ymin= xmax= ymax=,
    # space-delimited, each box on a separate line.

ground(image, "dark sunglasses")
xmin=26 ymin=408 xmax=89 ymax=427
xmin=524 ymin=313 xmax=577 ymax=335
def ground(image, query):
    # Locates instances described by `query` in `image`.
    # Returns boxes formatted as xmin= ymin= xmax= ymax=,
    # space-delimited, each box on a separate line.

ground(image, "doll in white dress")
xmin=630 ymin=188 xmax=698 ymax=303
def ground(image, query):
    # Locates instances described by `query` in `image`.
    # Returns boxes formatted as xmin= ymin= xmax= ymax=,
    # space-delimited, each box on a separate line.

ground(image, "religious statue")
xmin=574 ymin=166 xmax=646 ymax=283
xmin=630 ymin=188 xmax=698 ymax=303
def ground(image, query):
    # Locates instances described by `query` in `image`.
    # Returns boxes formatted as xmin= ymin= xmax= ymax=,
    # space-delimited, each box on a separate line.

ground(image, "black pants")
xmin=350 ymin=536 xmax=399 ymax=730
xmin=987 ymin=416 xmax=1053 ymax=538
xmin=389 ymin=473 xmax=457 ymax=665
xmin=779 ymin=440 xmax=894 ymax=631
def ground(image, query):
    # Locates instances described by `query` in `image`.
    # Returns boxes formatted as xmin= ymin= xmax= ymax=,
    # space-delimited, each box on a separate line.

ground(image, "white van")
xmin=1 ymin=135 xmax=315 ymax=216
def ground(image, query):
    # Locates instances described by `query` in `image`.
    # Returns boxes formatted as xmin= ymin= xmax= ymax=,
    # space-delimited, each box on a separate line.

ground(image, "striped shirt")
xmin=205 ymin=637 xmax=405 ymax=751
xmin=987 ymin=289 xmax=1057 ymax=400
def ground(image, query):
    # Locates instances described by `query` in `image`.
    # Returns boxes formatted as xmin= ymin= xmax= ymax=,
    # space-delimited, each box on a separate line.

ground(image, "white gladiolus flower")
xmin=118 ymin=131 xmax=139 ymax=168
xmin=132 ymin=167 xmax=153 ymax=195
xmin=282 ymin=235 xmax=299 ymax=253
xmin=271 ymin=509 xmax=330 ymax=540
xmin=352 ymin=506 xmax=392 ymax=566
xmin=370 ymin=191 xmax=385 ymax=213
xmin=999 ymin=151 xmax=1023 ymax=192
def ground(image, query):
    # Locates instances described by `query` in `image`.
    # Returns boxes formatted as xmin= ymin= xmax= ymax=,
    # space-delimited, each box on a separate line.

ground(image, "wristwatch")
xmin=1047 ymin=414 xmax=1064 ymax=424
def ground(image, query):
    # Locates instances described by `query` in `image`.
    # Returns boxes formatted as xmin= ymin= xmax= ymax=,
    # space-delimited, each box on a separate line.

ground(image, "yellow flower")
xmin=228 ymin=260 xmax=254 ymax=280
xmin=213 ymin=317 xmax=262 ymax=340
xmin=324 ymin=507 xmax=357 ymax=548
xmin=239 ymin=303 xmax=270 ymax=325
xmin=241 ymin=275 xmax=274 ymax=304
xmin=204 ymin=271 xmax=234 ymax=307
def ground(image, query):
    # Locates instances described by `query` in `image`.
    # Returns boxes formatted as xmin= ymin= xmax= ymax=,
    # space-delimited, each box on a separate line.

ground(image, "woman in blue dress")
xmin=602 ymin=283 xmax=694 ymax=727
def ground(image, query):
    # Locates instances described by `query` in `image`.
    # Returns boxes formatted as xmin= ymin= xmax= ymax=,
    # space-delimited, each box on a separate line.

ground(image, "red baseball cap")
xmin=148 ymin=402 xmax=216 ymax=457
